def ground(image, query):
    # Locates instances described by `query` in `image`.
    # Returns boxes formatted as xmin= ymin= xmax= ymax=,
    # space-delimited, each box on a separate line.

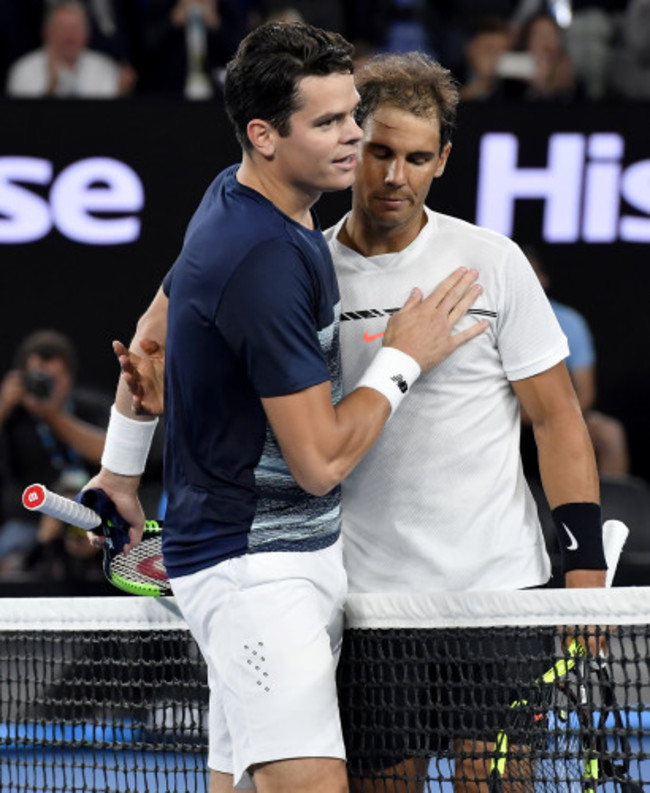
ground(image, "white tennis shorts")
xmin=171 ymin=538 xmax=348 ymax=789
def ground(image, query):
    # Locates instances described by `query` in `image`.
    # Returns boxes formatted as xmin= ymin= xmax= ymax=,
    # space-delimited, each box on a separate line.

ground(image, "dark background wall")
xmin=2 ymin=99 xmax=649 ymax=478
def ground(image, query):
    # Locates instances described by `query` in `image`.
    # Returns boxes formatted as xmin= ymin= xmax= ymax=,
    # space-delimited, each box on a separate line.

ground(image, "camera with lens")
xmin=22 ymin=370 xmax=55 ymax=400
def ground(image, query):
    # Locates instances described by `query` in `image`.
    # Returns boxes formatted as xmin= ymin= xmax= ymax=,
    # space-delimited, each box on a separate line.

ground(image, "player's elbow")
xmin=288 ymin=459 xmax=346 ymax=497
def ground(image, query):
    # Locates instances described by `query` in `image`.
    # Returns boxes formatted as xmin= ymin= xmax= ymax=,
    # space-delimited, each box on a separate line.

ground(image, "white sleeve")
xmin=496 ymin=241 xmax=569 ymax=381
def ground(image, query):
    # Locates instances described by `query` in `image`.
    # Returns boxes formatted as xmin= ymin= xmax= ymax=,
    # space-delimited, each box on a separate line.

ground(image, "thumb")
xmin=139 ymin=338 xmax=161 ymax=356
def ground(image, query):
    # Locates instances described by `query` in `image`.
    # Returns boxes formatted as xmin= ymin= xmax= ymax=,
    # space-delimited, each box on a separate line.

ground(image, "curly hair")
xmin=354 ymin=52 xmax=459 ymax=149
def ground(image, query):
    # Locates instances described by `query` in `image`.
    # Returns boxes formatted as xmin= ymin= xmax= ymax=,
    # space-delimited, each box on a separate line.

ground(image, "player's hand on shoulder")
xmin=383 ymin=267 xmax=488 ymax=372
xmin=113 ymin=338 xmax=165 ymax=416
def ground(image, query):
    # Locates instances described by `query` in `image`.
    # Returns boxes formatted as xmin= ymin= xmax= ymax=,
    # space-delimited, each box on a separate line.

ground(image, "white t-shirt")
xmin=325 ymin=208 xmax=569 ymax=593
xmin=6 ymin=49 xmax=120 ymax=98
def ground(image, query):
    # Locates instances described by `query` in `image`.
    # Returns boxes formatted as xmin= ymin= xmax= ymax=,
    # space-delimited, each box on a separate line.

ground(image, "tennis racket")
xmin=22 ymin=483 xmax=170 ymax=597
xmin=489 ymin=520 xmax=640 ymax=793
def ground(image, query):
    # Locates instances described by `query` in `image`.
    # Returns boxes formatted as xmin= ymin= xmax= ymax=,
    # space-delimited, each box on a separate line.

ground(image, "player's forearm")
xmin=113 ymin=285 xmax=168 ymax=421
xmin=264 ymin=383 xmax=391 ymax=496
xmin=534 ymin=409 xmax=599 ymax=508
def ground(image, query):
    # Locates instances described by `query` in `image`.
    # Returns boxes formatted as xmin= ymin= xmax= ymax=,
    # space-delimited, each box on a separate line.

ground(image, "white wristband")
xmin=355 ymin=347 xmax=421 ymax=416
xmin=101 ymin=405 xmax=159 ymax=476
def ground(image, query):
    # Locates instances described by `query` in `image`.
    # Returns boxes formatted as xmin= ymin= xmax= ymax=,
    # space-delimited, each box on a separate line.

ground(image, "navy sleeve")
xmin=216 ymin=239 xmax=331 ymax=398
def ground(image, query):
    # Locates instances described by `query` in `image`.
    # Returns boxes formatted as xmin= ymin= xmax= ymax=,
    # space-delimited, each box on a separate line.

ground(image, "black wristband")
xmin=551 ymin=502 xmax=606 ymax=574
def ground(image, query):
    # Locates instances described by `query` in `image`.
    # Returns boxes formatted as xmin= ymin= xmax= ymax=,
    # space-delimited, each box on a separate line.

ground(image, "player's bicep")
xmin=262 ymin=382 xmax=390 ymax=497
xmin=261 ymin=383 xmax=338 ymax=496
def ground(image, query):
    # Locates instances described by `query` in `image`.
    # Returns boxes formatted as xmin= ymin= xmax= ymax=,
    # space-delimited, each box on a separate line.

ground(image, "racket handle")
xmin=22 ymin=483 xmax=101 ymax=531
xmin=603 ymin=519 xmax=629 ymax=587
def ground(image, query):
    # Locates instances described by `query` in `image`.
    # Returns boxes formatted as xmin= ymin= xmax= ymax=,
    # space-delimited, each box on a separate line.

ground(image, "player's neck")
xmin=236 ymin=160 xmax=317 ymax=229
xmin=341 ymin=208 xmax=427 ymax=256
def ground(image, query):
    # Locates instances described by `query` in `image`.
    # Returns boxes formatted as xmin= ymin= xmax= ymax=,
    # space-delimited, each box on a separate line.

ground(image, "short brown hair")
xmin=225 ymin=21 xmax=355 ymax=152
xmin=354 ymin=52 xmax=459 ymax=150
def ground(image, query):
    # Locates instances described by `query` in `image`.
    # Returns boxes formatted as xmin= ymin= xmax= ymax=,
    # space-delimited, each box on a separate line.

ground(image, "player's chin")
xmin=320 ymin=169 xmax=356 ymax=193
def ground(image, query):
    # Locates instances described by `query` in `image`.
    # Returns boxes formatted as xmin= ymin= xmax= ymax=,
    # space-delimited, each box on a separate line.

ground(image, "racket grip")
xmin=603 ymin=519 xmax=629 ymax=587
xmin=22 ymin=483 xmax=101 ymax=531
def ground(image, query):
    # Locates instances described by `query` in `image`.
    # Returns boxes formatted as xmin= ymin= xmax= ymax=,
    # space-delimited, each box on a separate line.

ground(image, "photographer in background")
xmin=0 ymin=330 xmax=109 ymax=575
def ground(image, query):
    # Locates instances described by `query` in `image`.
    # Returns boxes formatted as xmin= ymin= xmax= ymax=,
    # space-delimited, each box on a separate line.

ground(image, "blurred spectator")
xmin=460 ymin=16 xmax=514 ymax=100
xmin=0 ymin=330 xmax=110 ymax=574
xmin=256 ymin=0 xmax=346 ymax=32
xmin=610 ymin=0 xmax=650 ymax=99
xmin=506 ymin=11 xmax=584 ymax=100
xmin=522 ymin=246 xmax=630 ymax=478
xmin=563 ymin=5 xmax=616 ymax=98
xmin=5 ymin=0 xmax=128 ymax=97
xmin=138 ymin=0 xmax=245 ymax=96
xmin=415 ymin=1 xmax=518 ymax=80
xmin=0 ymin=0 xmax=140 ymax=96
xmin=263 ymin=7 xmax=304 ymax=24
xmin=379 ymin=0 xmax=436 ymax=55
xmin=510 ymin=1 xmax=626 ymax=98
xmin=345 ymin=0 xmax=437 ymax=59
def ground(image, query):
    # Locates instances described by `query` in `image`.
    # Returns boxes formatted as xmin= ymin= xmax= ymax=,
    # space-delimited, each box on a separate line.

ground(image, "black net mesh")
xmin=1 ymin=596 xmax=649 ymax=793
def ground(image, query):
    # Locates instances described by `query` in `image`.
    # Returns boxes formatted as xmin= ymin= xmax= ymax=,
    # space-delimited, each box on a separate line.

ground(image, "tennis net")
xmin=0 ymin=588 xmax=649 ymax=792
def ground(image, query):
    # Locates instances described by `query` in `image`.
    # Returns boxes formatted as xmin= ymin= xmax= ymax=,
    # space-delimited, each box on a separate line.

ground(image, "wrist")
xmin=551 ymin=502 xmax=606 ymax=574
xmin=355 ymin=346 xmax=421 ymax=417
xmin=101 ymin=405 xmax=158 ymax=476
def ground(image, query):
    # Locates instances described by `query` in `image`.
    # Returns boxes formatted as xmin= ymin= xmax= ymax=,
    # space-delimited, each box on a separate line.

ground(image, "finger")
xmin=447 ymin=282 xmax=483 ymax=326
xmin=121 ymin=370 xmax=142 ymax=393
xmin=433 ymin=269 xmax=480 ymax=313
xmin=423 ymin=267 xmax=473 ymax=307
xmin=396 ymin=287 xmax=423 ymax=313
xmin=112 ymin=339 xmax=128 ymax=357
xmin=123 ymin=525 xmax=143 ymax=555
xmin=448 ymin=319 xmax=489 ymax=350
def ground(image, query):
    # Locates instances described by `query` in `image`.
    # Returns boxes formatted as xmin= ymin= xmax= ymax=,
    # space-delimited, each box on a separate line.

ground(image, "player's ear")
xmin=247 ymin=119 xmax=277 ymax=159
xmin=434 ymin=142 xmax=452 ymax=179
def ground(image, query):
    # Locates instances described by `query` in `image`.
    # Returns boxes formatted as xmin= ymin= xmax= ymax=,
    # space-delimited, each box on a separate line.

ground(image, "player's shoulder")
xmin=431 ymin=210 xmax=523 ymax=263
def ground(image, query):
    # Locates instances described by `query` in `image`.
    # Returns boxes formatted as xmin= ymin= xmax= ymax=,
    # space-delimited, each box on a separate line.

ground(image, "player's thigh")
xmin=253 ymin=756 xmax=348 ymax=793
xmin=174 ymin=543 xmax=347 ymax=784
xmin=208 ymin=769 xmax=254 ymax=793
xmin=349 ymin=757 xmax=429 ymax=793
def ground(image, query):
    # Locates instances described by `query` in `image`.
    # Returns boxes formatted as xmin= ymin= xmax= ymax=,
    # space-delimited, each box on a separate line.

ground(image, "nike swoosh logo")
xmin=363 ymin=331 xmax=385 ymax=343
xmin=562 ymin=522 xmax=579 ymax=551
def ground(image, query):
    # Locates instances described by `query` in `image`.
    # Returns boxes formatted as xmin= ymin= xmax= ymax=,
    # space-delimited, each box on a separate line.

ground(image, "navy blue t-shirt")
xmin=161 ymin=165 xmax=342 ymax=578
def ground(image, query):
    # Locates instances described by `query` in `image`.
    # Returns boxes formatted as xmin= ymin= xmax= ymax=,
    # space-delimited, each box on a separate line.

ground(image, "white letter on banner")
xmin=582 ymin=134 xmax=624 ymax=244
xmin=0 ymin=157 xmax=53 ymax=243
xmin=51 ymin=157 xmax=144 ymax=245
xmin=476 ymin=133 xmax=585 ymax=242
xmin=620 ymin=161 xmax=650 ymax=243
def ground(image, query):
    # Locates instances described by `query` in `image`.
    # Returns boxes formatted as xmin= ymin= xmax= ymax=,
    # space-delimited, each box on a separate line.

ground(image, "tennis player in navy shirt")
xmin=85 ymin=22 xmax=487 ymax=793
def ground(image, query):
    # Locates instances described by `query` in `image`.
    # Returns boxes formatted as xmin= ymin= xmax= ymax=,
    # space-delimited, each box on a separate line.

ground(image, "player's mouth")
xmin=333 ymin=154 xmax=357 ymax=171
xmin=375 ymin=194 xmax=410 ymax=209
